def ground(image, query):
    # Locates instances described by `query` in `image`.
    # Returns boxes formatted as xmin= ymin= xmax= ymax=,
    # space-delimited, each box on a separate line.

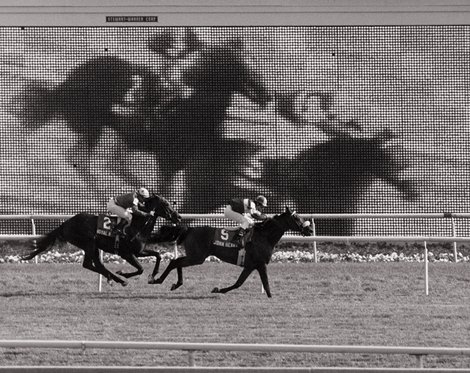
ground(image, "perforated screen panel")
xmin=0 ymin=26 xmax=468 ymax=235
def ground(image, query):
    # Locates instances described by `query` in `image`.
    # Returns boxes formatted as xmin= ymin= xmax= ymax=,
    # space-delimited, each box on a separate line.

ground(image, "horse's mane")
xmin=253 ymin=214 xmax=286 ymax=237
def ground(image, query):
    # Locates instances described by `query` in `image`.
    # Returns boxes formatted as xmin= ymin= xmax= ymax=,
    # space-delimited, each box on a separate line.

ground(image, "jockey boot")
xmin=113 ymin=220 xmax=129 ymax=238
xmin=233 ymin=228 xmax=247 ymax=248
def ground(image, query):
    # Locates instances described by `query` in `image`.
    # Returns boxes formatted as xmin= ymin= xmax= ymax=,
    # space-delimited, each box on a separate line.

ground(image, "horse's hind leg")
xmin=134 ymin=247 xmax=162 ymax=281
xmin=116 ymin=253 xmax=144 ymax=279
xmin=150 ymin=256 xmax=196 ymax=291
xmin=212 ymin=267 xmax=253 ymax=295
xmin=82 ymin=250 xmax=128 ymax=287
xmin=82 ymin=254 xmax=106 ymax=279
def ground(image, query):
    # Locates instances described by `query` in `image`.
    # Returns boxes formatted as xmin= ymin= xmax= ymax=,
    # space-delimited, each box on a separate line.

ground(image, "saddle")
xmin=212 ymin=227 xmax=253 ymax=267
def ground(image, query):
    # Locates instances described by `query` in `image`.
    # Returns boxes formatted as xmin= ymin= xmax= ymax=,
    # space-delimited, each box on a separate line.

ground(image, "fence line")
xmin=2 ymin=234 xmax=470 ymax=243
xmin=1 ymin=212 xmax=470 ymax=220
xmin=1 ymin=213 xmax=469 ymax=295
xmin=1 ymin=340 xmax=470 ymax=369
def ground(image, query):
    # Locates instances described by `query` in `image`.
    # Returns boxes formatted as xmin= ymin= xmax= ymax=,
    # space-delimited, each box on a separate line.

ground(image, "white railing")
xmin=1 ymin=213 xmax=469 ymax=295
xmin=0 ymin=340 xmax=469 ymax=369
xmin=1 ymin=212 xmax=468 ymax=258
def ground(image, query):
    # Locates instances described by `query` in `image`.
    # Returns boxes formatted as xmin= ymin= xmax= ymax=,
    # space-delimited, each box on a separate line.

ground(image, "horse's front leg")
xmin=257 ymin=264 xmax=272 ymax=298
xmin=212 ymin=267 xmax=253 ymax=295
xmin=116 ymin=253 xmax=144 ymax=279
xmin=149 ymin=253 xmax=161 ymax=281
xmin=135 ymin=247 xmax=162 ymax=283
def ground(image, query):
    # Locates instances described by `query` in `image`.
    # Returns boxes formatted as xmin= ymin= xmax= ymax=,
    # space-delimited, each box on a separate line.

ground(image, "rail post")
xmin=187 ymin=349 xmax=196 ymax=366
xmin=30 ymin=218 xmax=38 ymax=264
xmin=98 ymin=250 xmax=104 ymax=292
xmin=424 ymin=241 xmax=429 ymax=296
xmin=413 ymin=354 xmax=425 ymax=368
xmin=311 ymin=218 xmax=318 ymax=263
xmin=451 ymin=217 xmax=458 ymax=263
xmin=173 ymin=201 xmax=178 ymax=260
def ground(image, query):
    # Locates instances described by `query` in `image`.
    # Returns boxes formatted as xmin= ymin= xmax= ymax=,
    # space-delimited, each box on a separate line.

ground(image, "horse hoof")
xmin=170 ymin=283 xmax=182 ymax=291
xmin=211 ymin=287 xmax=220 ymax=294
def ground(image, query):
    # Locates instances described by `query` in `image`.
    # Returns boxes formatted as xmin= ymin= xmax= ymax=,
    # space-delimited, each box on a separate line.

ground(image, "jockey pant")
xmin=107 ymin=198 xmax=133 ymax=223
xmin=224 ymin=205 xmax=254 ymax=230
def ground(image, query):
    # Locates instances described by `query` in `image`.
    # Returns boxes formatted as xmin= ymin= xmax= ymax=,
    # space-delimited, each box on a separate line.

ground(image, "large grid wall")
xmin=0 ymin=26 xmax=469 ymax=236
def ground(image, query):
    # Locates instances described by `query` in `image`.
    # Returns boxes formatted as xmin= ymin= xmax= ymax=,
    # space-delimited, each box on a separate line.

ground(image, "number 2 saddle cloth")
xmin=96 ymin=214 xmax=123 ymax=238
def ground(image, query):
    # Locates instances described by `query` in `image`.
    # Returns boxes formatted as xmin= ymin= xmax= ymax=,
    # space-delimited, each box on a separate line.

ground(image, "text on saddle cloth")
xmin=212 ymin=228 xmax=239 ymax=248
xmin=97 ymin=214 xmax=124 ymax=237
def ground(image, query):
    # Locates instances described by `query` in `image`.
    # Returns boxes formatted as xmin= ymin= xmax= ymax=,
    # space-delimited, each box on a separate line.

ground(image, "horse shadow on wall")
xmin=13 ymin=35 xmax=272 ymax=210
xmin=15 ymin=55 xmax=163 ymax=188
xmin=11 ymin=33 xmax=419 ymax=235
xmin=261 ymin=128 xmax=419 ymax=235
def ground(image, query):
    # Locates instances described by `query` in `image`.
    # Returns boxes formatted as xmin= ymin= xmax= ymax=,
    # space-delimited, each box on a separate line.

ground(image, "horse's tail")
xmin=21 ymin=224 xmax=64 ymax=261
xmin=13 ymin=80 xmax=57 ymax=129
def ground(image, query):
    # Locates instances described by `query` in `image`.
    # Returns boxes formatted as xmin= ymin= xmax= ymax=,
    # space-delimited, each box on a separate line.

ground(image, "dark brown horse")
xmin=21 ymin=194 xmax=181 ymax=286
xmin=149 ymin=207 xmax=314 ymax=297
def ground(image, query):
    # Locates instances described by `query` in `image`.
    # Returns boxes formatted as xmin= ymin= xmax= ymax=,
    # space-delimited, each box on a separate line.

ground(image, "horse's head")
xmin=285 ymin=128 xmax=419 ymax=203
xmin=181 ymin=37 xmax=272 ymax=109
xmin=352 ymin=129 xmax=419 ymax=202
xmin=277 ymin=207 xmax=314 ymax=236
xmin=145 ymin=194 xmax=182 ymax=224
xmin=259 ymin=129 xmax=418 ymax=237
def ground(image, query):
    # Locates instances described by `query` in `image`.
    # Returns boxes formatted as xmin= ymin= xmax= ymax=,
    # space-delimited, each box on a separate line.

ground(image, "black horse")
xmin=149 ymin=207 xmax=314 ymax=297
xmin=262 ymin=129 xmax=419 ymax=235
xmin=158 ymin=36 xmax=272 ymax=210
xmin=21 ymin=194 xmax=181 ymax=286
xmin=15 ymin=55 xmax=162 ymax=186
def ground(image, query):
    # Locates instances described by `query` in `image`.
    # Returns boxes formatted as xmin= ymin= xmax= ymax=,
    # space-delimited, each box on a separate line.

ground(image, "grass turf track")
xmin=0 ymin=260 xmax=469 ymax=369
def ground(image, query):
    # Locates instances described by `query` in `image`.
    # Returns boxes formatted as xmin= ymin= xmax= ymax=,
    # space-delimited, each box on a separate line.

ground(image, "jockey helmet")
xmin=137 ymin=187 xmax=150 ymax=199
xmin=148 ymin=28 xmax=203 ymax=59
xmin=255 ymin=195 xmax=268 ymax=208
xmin=182 ymin=28 xmax=204 ymax=54
xmin=147 ymin=29 xmax=176 ymax=55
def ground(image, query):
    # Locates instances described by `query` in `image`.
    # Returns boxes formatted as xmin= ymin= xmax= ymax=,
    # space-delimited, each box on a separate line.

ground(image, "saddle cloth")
xmin=212 ymin=227 xmax=239 ymax=249
xmin=212 ymin=228 xmax=250 ymax=267
xmin=96 ymin=214 xmax=122 ymax=238
xmin=212 ymin=227 xmax=254 ymax=248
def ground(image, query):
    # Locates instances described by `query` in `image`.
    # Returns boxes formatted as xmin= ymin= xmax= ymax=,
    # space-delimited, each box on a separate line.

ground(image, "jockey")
xmin=224 ymin=195 xmax=268 ymax=247
xmin=147 ymin=27 xmax=204 ymax=106
xmin=107 ymin=187 xmax=154 ymax=237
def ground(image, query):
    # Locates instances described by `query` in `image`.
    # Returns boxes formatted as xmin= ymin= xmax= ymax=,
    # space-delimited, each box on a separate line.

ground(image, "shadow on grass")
xmin=0 ymin=289 xmax=219 ymax=301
